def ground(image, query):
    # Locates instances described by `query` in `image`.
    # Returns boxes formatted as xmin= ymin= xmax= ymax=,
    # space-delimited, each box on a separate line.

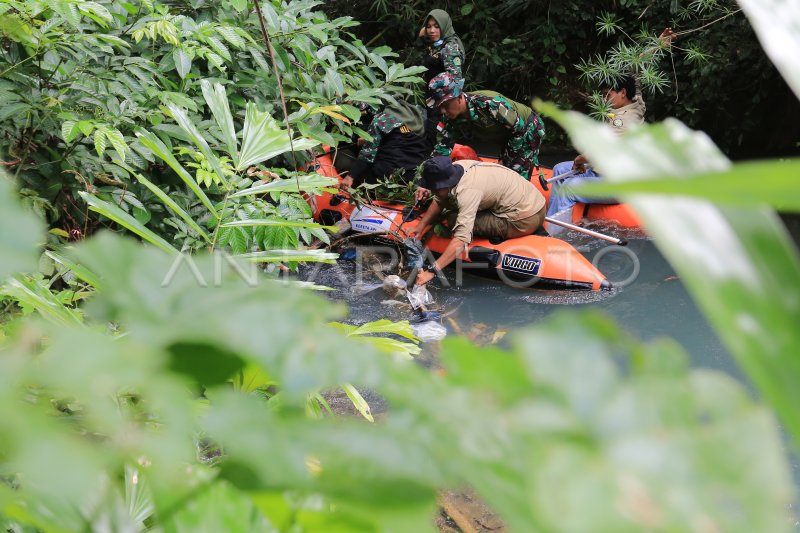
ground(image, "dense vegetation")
xmin=325 ymin=0 xmax=800 ymax=157
xmin=0 ymin=0 xmax=423 ymax=244
xmin=1 ymin=0 xmax=799 ymax=531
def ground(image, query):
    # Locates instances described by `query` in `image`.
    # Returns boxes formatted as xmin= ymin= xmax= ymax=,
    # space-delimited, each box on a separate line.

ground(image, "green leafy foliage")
xmin=324 ymin=0 xmax=798 ymax=156
xmin=329 ymin=318 xmax=421 ymax=358
xmin=0 ymin=229 xmax=793 ymax=532
xmin=0 ymin=174 xmax=43 ymax=280
xmin=536 ymin=21 xmax=800 ymax=448
xmin=2 ymin=1 xmax=800 ymax=531
xmin=572 ymin=158 xmax=800 ymax=211
xmin=0 ymin=0 xmax=422 ymax=241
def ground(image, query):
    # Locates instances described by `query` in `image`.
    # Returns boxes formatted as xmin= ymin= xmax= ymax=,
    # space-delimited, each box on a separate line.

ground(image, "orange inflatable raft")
xmin=307 ymin=152 xmax=612 ymax=291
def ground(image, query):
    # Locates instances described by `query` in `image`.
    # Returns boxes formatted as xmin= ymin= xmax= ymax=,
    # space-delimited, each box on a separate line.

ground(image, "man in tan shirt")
xmin=410 ymin=156 xmax=546 ymax=286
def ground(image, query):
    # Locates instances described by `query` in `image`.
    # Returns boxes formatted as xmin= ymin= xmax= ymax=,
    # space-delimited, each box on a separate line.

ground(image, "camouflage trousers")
xmin=500 ymin=113 xmax=545 ymax=180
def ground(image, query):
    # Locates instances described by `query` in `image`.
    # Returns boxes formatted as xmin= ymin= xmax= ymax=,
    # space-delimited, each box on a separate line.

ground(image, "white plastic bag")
xmin=412 ymin=321 xmax=447 ymax=342
xmin=406 ymin=283 xmax=434 ymax=310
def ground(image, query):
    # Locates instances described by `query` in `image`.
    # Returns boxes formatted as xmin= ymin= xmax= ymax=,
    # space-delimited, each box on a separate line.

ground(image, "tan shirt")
xmin=437 ymin=160 xmax=546 ymax=244
xmin=608 ymin=97 xmax=646 ymax=134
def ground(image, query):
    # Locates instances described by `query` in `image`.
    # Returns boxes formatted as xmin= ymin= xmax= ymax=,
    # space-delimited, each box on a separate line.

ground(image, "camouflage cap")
xmin=427 ymin=72 xmax=464 ymax=108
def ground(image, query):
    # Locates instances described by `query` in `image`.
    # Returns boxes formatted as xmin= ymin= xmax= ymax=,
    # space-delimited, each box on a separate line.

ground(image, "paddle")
xmin=538 ymin=166 xmax=591 ymax=191
xmin=545 ymin=216 xmax=628 ymax=246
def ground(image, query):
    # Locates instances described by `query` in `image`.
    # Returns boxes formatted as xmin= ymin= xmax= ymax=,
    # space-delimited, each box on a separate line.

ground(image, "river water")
xmin=305 ymin=229 xmax=730 ymax=374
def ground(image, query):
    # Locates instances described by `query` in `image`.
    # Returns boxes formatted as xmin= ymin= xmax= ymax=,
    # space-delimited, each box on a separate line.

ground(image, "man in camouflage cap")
xmin=427 ymin=72 xmax=545 ymax=181
xmin=427 ymin=71 xmax=465 ymax=109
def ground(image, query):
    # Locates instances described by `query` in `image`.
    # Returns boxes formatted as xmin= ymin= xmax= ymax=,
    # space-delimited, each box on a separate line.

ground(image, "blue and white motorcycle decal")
xmin=350 ymin=206 xmax=395 ymax=233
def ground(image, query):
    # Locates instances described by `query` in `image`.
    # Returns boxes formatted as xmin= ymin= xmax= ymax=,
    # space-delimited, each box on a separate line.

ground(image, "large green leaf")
xmin=237 ymin=249 xmax=338 ymax=263
xmin=329 ymin=319 xmax=421 ymax=358
xmin=330 ymin=319 xmax=419 ymax=342
xmin=0 ymin=175 xmax=43 ymax=280
xmin=78 ymin=191 xmax=179 ymax=255
xmin=237 ymin=103 xmax=319 ymax=171
xmin=462 ymin=315 xmax=794 ymax=532
xmin=166 ymin=103 xmax=231 ymax=194
xmin=161 ymin=480 xmax=272 ymax=531
xmin=117 ymin=162 xmax=212 ymax=243
xmin=45 ymin=250 xmax=103 ymax=289
xmin=1 ymin=275 xmax=84 ymax=326
xmin=342 ymin=383 xmax=374 ymax=422
xmin=135 ymin=129 xmax=218 ymax=217
xmin=738 ymin=0 xmax=800 ymax=100
xmin=221 ymin=218 xmax=337 ymax=232
xmin=229 ymin=175 xmax=337 ymax=198
xmin=538 ymin=102 xmax=800 ymax=449
xmin=173 ymin=47 xmax=192 ymax=79
xmin=575 ymin=158 xmax=800 ymax=212
xmin=200 ymin=80 xmax=238 ymax=164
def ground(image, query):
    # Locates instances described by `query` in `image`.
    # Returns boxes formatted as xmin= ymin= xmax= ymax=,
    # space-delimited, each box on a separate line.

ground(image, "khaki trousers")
xmin=472 ymin=204 xmax=546 ymax=239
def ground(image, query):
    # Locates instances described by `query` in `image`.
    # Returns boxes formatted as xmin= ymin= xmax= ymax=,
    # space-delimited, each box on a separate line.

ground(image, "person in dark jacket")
xmin=340 ymin=99 xmax=430 ymax=189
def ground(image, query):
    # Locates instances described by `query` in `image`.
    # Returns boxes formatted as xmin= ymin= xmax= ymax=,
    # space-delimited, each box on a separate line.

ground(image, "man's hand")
xmin=572 ymin=154 xmax=589 ymax=172
xmin=406 ymin=224 xmax=428 ymax=240
xmin=416 ymin=270 xmax=435 ymax=286
xmin=415 ymin=187 xmax=431 ymax=202
xmin=338 ymin=175 xmax=353 ymax=190
xmin=418 ymin=26 xmax=426 ymax=40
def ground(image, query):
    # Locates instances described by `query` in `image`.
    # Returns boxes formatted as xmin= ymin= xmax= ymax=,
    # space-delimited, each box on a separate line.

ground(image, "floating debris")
xmin=412 ymin=320 xmax=447 ymax=342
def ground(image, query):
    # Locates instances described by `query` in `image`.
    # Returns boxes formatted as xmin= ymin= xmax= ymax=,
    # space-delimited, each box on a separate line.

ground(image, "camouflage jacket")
xmin=424 ymin=40 xmax=464 ymax=82
xmin=358 ymin=112 xmax=405 ymax=164
xmin=433 ymin=93 xmax=526 ymax=156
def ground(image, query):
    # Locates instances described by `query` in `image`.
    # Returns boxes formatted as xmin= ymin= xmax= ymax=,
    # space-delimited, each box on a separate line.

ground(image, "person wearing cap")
xmin=410 ymin=156 xmax=546 ymax=286
xmin=418 ymin=9 xmax=466 ymax=148
xmin=340 ymin=99 xmax=430 ymax=189
xmin=428 ymin=72 xmax=545 ymax=181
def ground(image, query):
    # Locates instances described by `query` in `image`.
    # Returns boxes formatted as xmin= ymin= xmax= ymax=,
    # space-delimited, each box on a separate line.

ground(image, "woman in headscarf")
xmin=419 ymin=9 xmax=465 ymax=84
xmin=418 ymin=9 xmax=466 ymax=145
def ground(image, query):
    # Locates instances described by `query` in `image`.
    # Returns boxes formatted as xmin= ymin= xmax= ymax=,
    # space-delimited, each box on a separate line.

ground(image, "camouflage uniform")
xmin=420 ymin=9 xmax=465 ymax=85
xmin=424 ymin=40 xmax=464 ymax=83
xmin=349 ymin=101 xmax=429 ymax=186
xmin=358 ymin=111 xmax=405 ymax=164
xmin=428 ymin=74 xmax=545 ymax=181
